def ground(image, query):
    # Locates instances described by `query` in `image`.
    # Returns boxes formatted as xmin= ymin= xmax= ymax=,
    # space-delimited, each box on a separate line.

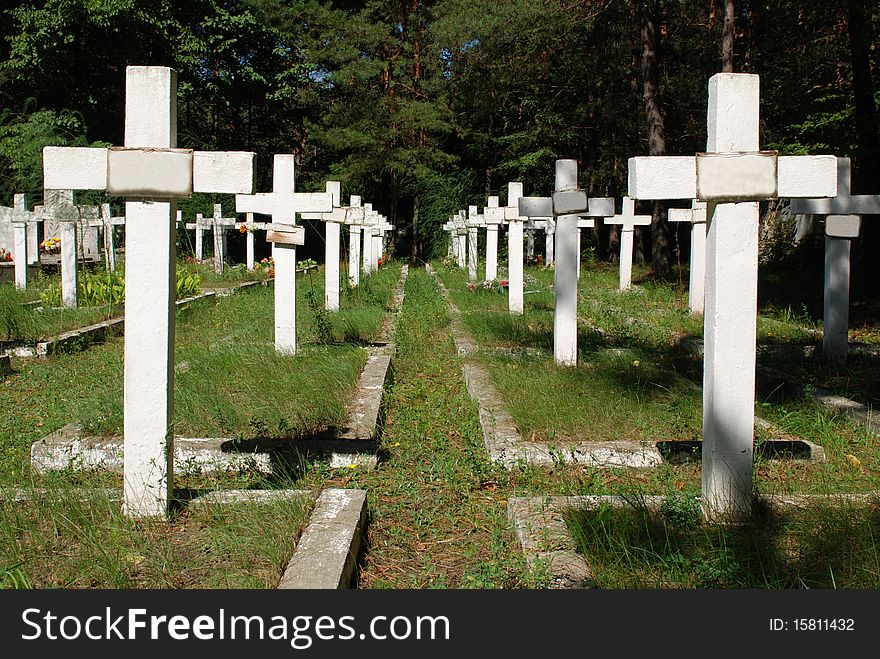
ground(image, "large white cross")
xmin=628 ymin=73 xmax=837 ymax=519
xmin=667 ymin=200 xmax=709 ymax=315
xmin=236 ymin=154 xmax=332 ymax=354
xmin=503 ymin=183 xmax=526 ymax=314
xmin=0 ymin=194 xmax=36 ymax=288
xmin=43 ymin=66 xmax=255 ymax=518
xmin=604 ymin=197 xmax=652 ymax=291
xmin=789 ymin=157 xmax=880 ymax=365
xmin=519 ymin=159 xmax=591 ymax=366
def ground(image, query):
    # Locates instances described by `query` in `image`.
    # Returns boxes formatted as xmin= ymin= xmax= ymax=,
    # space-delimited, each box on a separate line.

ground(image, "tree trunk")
xmin=846 ymin=0 xmax=880 ymax=295
xmin=722 ymin=0 xmax=735 ymax=72
xmin=640 ymin=0 xmax=672 ymax=279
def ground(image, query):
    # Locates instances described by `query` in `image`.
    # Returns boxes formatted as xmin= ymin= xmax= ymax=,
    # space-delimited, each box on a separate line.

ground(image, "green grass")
xmin=0 ymin=484 xmax=312 ymax=588
xmin=566 ymin=494 xmax=880 ymax=588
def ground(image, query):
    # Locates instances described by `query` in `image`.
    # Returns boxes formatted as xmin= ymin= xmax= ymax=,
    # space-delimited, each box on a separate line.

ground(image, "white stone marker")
xmin=790 ymin=157 xmax=880 ymax=365
xmin=455 ymin=211 xmax=467 ymax=268
xmin=43 ymin=66 xmax=255 ymax=518
xmin=604 ymin=197 xmax=652 ymax=291
xmin=504 ymin=182 xmax=526 ymax=314
xmin=234 ymin=213 xmax=267 ymax=272
xmin=628 ymin=72 xmax=837 ymax=519
xmin=185 ymin=212 xmax=212 ymax=261
xmin=466 ymin=205 xmax=482 ymax=281
xmin=483 ymin=196 xmax=504 ymax=282
xmin=668 ymin=200 xmax=708 ymax=315
xmin=576 ymin=196 xmax=615 ymax=279
xmin=0 ymin=195 xmax=34 ymax=288
xmin=302 ymin=182 xmax=366 ymax=311
xmin=236 ymin=154 xmax=332 ymax=354
xmin=545 ymin=217 xmax=555 ymax=265
xmin=525 ymin=223 xmax=536 ymax=261
xmin=0 ymin=196 xmax=40 ymax=266
xmin=35 ymin=190 xmax=82 ymax=307
xmin=348 ymin=196 xmax=363 ymax=287
xmin=99 ymin=204 xmax=126 ymax=272
xmin=211 ymin=203 xmax=237 ymax=274
xmin=361 ymin=204 xmax=375 ymax=275
xmin=519 ymin=159 xmax=591 ymax=366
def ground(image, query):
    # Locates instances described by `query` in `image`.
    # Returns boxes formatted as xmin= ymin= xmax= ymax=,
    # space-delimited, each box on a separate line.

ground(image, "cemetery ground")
xmin=0 ymin=262 xmax=401 ymax=588
xmin=431 ymin=258 xmax=880 ymax=588
xmin=2 ymin=259 xmax=879 ymax=589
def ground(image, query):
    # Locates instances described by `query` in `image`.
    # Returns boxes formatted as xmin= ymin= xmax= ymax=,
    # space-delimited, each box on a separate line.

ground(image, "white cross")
xmin=234 ymin=213 xmax=268 ymax=272
xmin=301 ymin=182 xmax=366 ymax=310
xmin=33 ymin=190 xmax=101 ymax=307
xmin=787 ymin=158 xmax=880 ymax=365
xmin=466 ymin=205 xmax=483 ymax=280
xmin=347 ymin=196 xmax=363 ymax=287
xmin=519 ymin=159 xmax=591 ymax=366
xmin=0 ymin=194 xmax=36 ymax=288
xmin=604 ymin=197 xmax=652 ymax=291
xmin=43 ymin=66 xmax=255 ymax=518
xmin=210 ymin=203 xmax=237 ymax=274
xmin=503 ymin=182 xmax=526 ymax=314
xmin=628 ymin=73 xmax=837 ymax=519
xmin=185 ymin=212 xmax=213 ymax=260
xmin=483 ymin=196 xmax=504 ymax=282
xmin=98 ymin=203 xmax=126 ymax=272
xmin=235 ymin=154 xmax=332 ymax=354
xmin=667 ymin=200 xmax=708 ymax=315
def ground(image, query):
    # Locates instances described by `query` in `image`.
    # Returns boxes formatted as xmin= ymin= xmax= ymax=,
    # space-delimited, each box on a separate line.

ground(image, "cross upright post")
xmin=628 ymin=73 xmax=837 ymax=520
xmin=504 ymin=182 xmax=526 ymax=314
xmin=361 ymin=204 xmax=375 ymax=275
xmin=99 ymin=203 xmax=126 ymax=272
xmin=234 ymin=213 xmax=267 ymax=272
xmin=211 ymin=203 xmax=237 ymax=274
xmin=668 ymin=200 xmax=709 ymax=315
xmin=789 ymin=157 xmax=880 ymax=365
xmin=604 ymin=197 xmax=652 ymax=291
xmin=236 ymin=155 xmax=332 ymax=354
xmin=44 ymin=66 xmax=255 ymax=518
xmin=348 ymin=196 xmax=363 ymax=287
xmin=483 ymin=196 xmax=504 ymax=282
xmin=0 ymin=194 xmax=35 ymax=288
xmin=466 ymin=205 xmax=482 ymax=281
xmin=455 ymin=212 xmax=467 ymax=268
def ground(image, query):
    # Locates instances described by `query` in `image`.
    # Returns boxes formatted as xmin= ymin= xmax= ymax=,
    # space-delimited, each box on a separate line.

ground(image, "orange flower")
xmin=239 ymin=224 xmax=247 ymax=234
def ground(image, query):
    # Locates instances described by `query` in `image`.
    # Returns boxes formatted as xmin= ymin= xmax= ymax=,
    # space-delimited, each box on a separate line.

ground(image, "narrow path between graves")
xmin=311 ymin=267 xmax=536 ymax=588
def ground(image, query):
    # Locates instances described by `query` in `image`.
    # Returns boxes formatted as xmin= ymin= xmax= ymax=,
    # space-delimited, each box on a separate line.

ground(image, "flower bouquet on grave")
xmin=0 ymin=248 xmax=11 ymax=263
xmin=377 ymin=256 xmax=385 ymax=268
xmin=39 ymin=237 xmax=61 ymax=254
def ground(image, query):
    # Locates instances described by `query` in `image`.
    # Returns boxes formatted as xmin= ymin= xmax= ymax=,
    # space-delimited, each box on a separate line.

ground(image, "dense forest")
xmin=1 ymin=1 xmax=878 ymax=290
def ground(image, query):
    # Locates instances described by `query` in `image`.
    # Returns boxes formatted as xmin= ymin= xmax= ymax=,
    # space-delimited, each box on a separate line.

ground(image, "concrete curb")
xmin=509 ymin=492 xmax=880 ymax=588
xmin=278 ymin=488 xmax=367 ymax=589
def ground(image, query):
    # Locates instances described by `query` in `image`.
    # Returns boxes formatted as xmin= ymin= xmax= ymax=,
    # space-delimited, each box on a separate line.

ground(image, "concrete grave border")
xmin=31 ymin=264 xmax=409 ymax=476
xmin=509 ymin=492 xmax=880 ymax=589
xmin=427 ymin=263 xmax=825 ymax=469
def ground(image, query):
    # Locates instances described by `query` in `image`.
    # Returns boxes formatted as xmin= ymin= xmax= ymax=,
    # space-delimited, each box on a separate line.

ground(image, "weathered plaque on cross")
xmin=236 ymin=154 xmax=331 ymax=354
xmin=788 ymin=157 xmax=880 ymax=365
xmin=519 ymin=159 xmax=591 ymax=366
xmin=628 ymin=73 xmax=837 ymax=519
xmin=43 ymin=66 xmax=255 ymax=517
xmin=667 ymin=200 xmax=708 ymax=315
xmin=604 ymin=197 xmax=652 ymax=291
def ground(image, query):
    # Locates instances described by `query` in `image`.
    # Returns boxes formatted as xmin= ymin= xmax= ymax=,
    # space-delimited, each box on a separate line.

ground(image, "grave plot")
xmin=0 ymin=262 xmax=402 ymax=587
xmin=430 ymin=261 xmax=839 ymax=460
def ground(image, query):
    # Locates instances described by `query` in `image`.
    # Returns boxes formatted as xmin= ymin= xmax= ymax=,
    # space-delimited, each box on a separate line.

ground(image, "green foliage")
xmin=39 ymin=269 xmax=201 ymax=307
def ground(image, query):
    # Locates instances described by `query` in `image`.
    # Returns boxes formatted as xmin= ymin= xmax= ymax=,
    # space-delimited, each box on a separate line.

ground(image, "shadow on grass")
xmin=566 ymin=494 xmax=880 ymax=588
